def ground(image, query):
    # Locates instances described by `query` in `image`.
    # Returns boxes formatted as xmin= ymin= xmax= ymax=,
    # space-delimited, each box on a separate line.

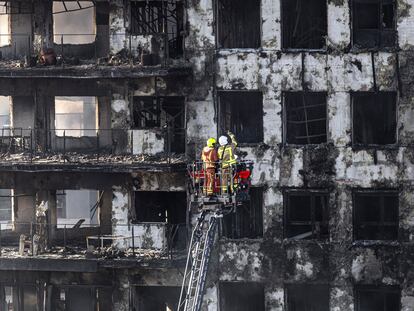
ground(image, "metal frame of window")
xmin=132 ymin=95 xmax=186 ymax=153
xmin=218 ymin=282 xmax=265 ymax=311
xmin=355 ymin=285 xmax=401 ymax=311
xmin=351 ymin=0 xmax=397 ymax=49
xmin=280 ymin=0 xmax=328 ymax=51
xmin=130 ymin=0 xmax=184 ymax=56
xmin=0 ymin=1 xmax=96 ymax=15
xmin=285 ymin=284 xmax=330 ymax=311
xmin=217 ymin=90 xmax=264 ymax=144
xmin=214 ymin=0 xmax=262 ymax=49
xmin=220 ymin=187 xmax=263 ymax=239
xmin=282 ymin=91 xmax=328 ymax=145
xmin=353 ymin=189 xmax=399 ymax=241
xmin=53 ymin=1 xmax=96 ymax=14
xmin=351 ymin=91 xmax=398 ymax=147
xmin=132 ymin=96 xmax=184 ymax=129
xmin=284 ymin=189 xmax=329 ymax=240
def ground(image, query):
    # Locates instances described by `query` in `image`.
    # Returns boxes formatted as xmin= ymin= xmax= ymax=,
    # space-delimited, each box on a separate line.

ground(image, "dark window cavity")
xmin=282 ymin=0 xmax=327 ymax=49
xmin=284 ymin=92 xmax=327 ymax=145
xmin=221 ymin=187 xmax=263 ymax=239
xmin=353 ymin=191 xmax=399 ymax=241
xmin=218 ymin=91 xmax=263 ymax=144
xmin=352 ymin=92 xmax=397 ymax=146
xmin=216 ymin=0 xmax=261 ymax=49
xmin=52 ymin=286 xmax=111 ymax=311
xmin=134 ymin=191 xmax=187 ymax=249
xmin=284 ymin=191 xmax=329 ymax=240
xmin=286 ymin=284 xmax=330 ymax=311
xmin=355 ymin=286 xmax=400 ymax=311
xmin=132 ymin=286 xmax=180 ymax=310
xmin=219 ymin=282 xmax=265 ymax=311
xmin=352 ymin=0 xmax=396 ymax=49
xmin=134 ymin=191 xmax=186 ymax=224
xmin=130 ymin=0 xmax=184 ymax=57
xmin=132 ymin=96 xmax=185 ymax=153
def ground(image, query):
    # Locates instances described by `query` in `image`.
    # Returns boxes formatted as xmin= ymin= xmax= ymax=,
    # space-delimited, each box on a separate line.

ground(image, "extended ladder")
xmin=178 ymin=210 xmax=219 ymax=311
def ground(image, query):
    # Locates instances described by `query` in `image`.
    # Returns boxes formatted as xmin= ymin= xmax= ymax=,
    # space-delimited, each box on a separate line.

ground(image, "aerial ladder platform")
xmin=178 ymin=160 xmax=253 ymax=311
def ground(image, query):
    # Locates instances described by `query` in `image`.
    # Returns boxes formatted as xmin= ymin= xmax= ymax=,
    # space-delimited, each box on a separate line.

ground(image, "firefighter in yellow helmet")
xmin=218 ymin=132 xmax=238 ymax=194
xmin=201 ymin=137 xmax=218 ymax=195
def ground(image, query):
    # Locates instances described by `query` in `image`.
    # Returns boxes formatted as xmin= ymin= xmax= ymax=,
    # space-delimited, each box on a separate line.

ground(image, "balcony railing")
xmin=0 ymin=221 xmax=187 ymax=259
xmin=0 ymin=127 xmax=186 ymax=162
xmin=0 ymin=33 xmax=183 ymax=64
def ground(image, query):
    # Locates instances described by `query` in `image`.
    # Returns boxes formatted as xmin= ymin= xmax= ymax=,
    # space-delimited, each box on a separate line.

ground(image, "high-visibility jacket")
xmin=201 ymin=146 xmax=218 ymax=169
xmin=218 ymin=133 xmax=238 ymax=168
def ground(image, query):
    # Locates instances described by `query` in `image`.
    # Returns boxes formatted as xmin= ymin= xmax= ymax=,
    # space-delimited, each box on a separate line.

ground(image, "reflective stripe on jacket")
xmin=218 ymin=133 xmax=238 ymax=168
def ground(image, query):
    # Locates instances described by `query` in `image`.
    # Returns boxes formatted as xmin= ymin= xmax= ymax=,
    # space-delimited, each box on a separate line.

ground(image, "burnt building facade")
xmin=0 ymin=0 xmax=412 ymax=310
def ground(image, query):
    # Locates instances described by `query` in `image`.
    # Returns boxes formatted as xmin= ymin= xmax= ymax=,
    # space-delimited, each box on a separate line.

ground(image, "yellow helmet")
xmin=207 ymin=137 xmax=216 ymax=148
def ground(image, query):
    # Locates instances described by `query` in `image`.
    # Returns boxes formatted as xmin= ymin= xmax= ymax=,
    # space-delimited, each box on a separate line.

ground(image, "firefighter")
xmin=218 ymin=132 xmax=238 ymax=194
xmin=201 ymin=137 xmax=218 ymax=196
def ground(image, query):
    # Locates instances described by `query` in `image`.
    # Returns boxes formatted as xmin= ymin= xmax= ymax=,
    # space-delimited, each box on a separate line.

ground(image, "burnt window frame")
xmin=284 ymin=189 xmax=330 ymax=240
xmin=280 ymin=0 xmax=328 ymax=51
xmin=220 ymin=187 xmax=264 ymax=239
xmin=353 ymin=189 xmax=399 ymax=241
xmin=51 ymin=285 xmax=112 ymax=311
xmin=132 ymin=96 xmax=186 ymax=153
xmin=132 ymin=191 xmax=187 ymax=224
xmin=217 ymin=90 xmax=264 ymax=145
xmin=132 ymin=285 xmax=182 ymax=310
xmin=355 ymin=285 xmax=401 ymax=311
xmin=351 ymin=0 xmax=397 ymax=50
xmin=214 ymin=0 xmax=262 ymax=49
xmin=219 ymin=282 xmax=265 ymax=311
xmin=351 ymin=91 xmax=398 ymax=147
xmin=283 ymin=91 xmax=328 ymax=146
xmin=285 ymin=283 xmax=330 ymax=311
xmin=129 ymin=0 xmax=185 ymax=58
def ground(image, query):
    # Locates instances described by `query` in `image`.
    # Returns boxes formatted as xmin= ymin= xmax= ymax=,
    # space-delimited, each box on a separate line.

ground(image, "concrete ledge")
xmin=0 ymin=65 xmax=192 ymax=79
xmin=0 ymin=258 xmax=98 ymax=272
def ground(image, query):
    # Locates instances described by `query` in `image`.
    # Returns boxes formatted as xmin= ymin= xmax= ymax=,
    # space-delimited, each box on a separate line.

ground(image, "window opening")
xmin=352 ymin=92 xmax=396 ymax=145
xmin=221 ymin=187 xmax=263 ymax=239
xmin=218 ymin=91 xmax=263 ymax=144
xmin=282 ymin=0 xmax=327 ymax=49
xmin=0 ymin=96 xmax=10 ymax=128
xmin=355 ymin=285 xmax=400 ymax=311
xmin=284 ymin=92 xmax=327 ymax=145
xmin=56 ymin=190 xmax=100 ymax=228
xmin=353 ymin=190 xmax=399 ymax=240
xmin=216 ymin=0 xmax=261 ymax=48
xmin=352 ymin=0 xmax=396 ymax=49
xmin=52 ymin=286 xmax=99 ymax=311
xmin=0 ymin=189 xmax=12 ymax=223
xmin=132 ymin=286 xmax=181 ymax=311
xmin=0 ymin=2 xmax=10 ymax=47
xmin=219 ymin=282 xmax=265 ymax=311
xmin=284 ymin=190 xmax=329 ymax=240
xmin=53 ymin=1 xmax=96 ymax=44
xmin=55 ymin=96 xmax=98 ymax=138
xmin=134 ymin=191 xmax=186 ymax=224
xmin=132 ymin=96 xmax=185 ymax=153
xmin=286 ymin=284 xmax=330 ymax=311
xmin=130 ymin=0 xmax=184 ymax=58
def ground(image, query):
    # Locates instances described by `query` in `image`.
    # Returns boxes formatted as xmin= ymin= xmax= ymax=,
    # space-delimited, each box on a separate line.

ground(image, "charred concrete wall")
xmin=183 ymin=0 xmax=414 ymax=311
xmin=1 ymin=0 xmax=414 ymax=310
